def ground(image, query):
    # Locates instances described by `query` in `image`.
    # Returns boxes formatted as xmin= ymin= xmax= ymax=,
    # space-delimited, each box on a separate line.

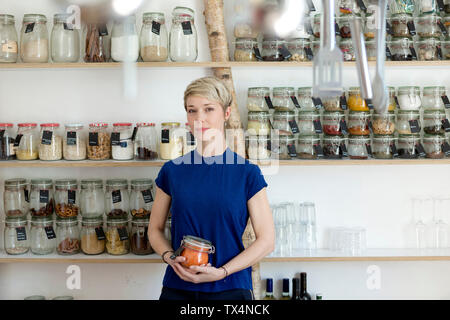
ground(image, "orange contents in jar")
xmin=348 ymin=93 xmax=369 ymax=111
xmin=179 ymin=236 xmax=214 ymax=268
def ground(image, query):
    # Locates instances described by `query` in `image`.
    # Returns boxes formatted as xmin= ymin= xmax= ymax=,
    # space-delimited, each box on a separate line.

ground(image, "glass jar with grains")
xmin=423 ymin=134 xmax=446 ymax=158
xmin=80 ymin=179 xmax=105 ymax=218
xmin=111 ymin=123 xmax=134 ymax=160
xmin=390 ymin=13 xmax=414 ymax=38
xmin=56 ymin=217 xmax=80 ymax=255
xmin=30 ymin=216 xmax=56 ymax=255
xmin=134 ymin=123 xmax=158 ymax=160
xmin=372 ymin=112 xmax=396 ymax=135
xmin=247 ymin=87 xmax=271 ymax=112
xmin=54 ymin=179 xmax=79 ymax=219
xmin=15 ymin=123 xmax=39 ymax=160
xmin=106 ymin=218 xmax=130 ymax=255
xmin=160 ymin=122 xmax=183 ymax=160
xmin=29 ymin=179 xmax=54 ymax=217
xmin=39 ymin=123 xmax=62 ymax=161
xmin=63 ymin=123 xmax=86 ymax=160
xmin=130 ymin=178 xmax=154 ymax=219
xmin=105 ymin=179 xmax=129 ymax=219
xmin=140 ymin=12 xmax=168 ymax=62
xmin=4 ymin=217 xmax=29 ymax=255
xmin=234 ymin=37 xmax=258 ymax=61
xmin=246 ymin=135 xmax=271 ymax=160
xmin=131 ymin=218 xmax=153 ymax=255
xmin=247 ymin=111 xmax=271 ymax=136
xmin=50 ymin=13 xmax=80 ymax=63
xmin=397 ymin=110 xmax=422 ymax=134
xmin=4 ymin=178 xmax=29 ymax=218
xmin=273 ymin=87 xmax=296 ymax=111
xmin=88 ymin=122 xmax=111 ymax=160
xmin=372 ymin=135 xmax=396 ymax=159
xmin=20 ymin=14 xmax=49 ymax=63
xmin=81 ymin=217 xmax=106 ymax=255
xmin=0 ymin=14 xmax=18 ymax=63
xmin=297 ymin=135 xmax=322 ymax=159
xmin=416 ymin=13 xmax=442 ymax=38
xmin=0 ymin=123 xmax=16 ymax=160
xmin=169 ymin=7 xmax=198 ymax=62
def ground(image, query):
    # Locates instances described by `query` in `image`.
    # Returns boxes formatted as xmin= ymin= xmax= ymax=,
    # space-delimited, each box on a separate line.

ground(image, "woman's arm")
xmin=148 ymin=186 xmax=173 ymax=259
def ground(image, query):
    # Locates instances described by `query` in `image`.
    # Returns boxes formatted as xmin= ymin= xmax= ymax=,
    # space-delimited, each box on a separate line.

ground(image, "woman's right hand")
xmin=165 ymin=255 xmax=199 ymax=277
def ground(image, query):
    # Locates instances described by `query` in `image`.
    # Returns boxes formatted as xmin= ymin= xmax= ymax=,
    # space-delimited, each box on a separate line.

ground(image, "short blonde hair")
xmin=184 ymin=77 xmax=232 ymax=112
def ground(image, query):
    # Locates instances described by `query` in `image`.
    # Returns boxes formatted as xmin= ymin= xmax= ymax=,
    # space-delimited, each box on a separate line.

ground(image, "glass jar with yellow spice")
xmin=347 ymin=87 xmax=369 ymax=111
xmin=106 ymin=218 xmax=129 ymax=255
xmin=160 ymin=122 xmax=183 ymax=160
xmin=15 ymin=123 xmax=39 ymax=160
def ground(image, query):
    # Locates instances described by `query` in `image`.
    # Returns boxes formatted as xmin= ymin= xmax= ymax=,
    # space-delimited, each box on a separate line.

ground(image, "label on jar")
xmin=63 ymin=23 xmax=74 ymax=31
xmin=386 ymin=21 xmax=394 ymax=36
xmin=161 ymin=129 xmax=170 ymax=143
xmin=112 ymin=190 xmax=122 ymax=203
xmin=339 ymin=120 xmax=348 ymax=135
xmin=305 ymin=47 xmax=314 ymax=61
xmin=66 ymin=131 xmax=77 ymax=146
xmin=182 ymin=21 xmax=193 ymax=35
xmin=95 ymin=227 xmax=106 ymax=240
xmin=152 ymin=21 xmax=161 ymax=35
xmin=288 ymin=120 xmax=300 ymax=134
xmin=306 ymin=0 xmax=316 ymax=11
xmin=339 ymin=142 xmax=348 ymax=157
xmin=409 ymin=120 xmax=420 ymax=133
xmin=438 ymin=21 xmax=448 ymax=35
xmin=415 ymin=143 xmax=426 ymax=157
xmin=368 ymin=120 xmax=373 ymax=133
xmin=98 ymin=24 xmax=108 ymax=36
xmin=407 ymin=21 xmax=416 ymax=36
xmin=279 ymin=45 xmax=292 ymax=60
xmin=41 ymin=131 xmax=53 ymax=145
xmin=313 ymin=120 xmax=323 ymax=134
xmin=269 ymin=119 xmax=274 ymax=129
xmin=335 ymin=22 xmax=340 ymax=36
xmin=25 ymin=23 xmax=35 ymax=33
xmin=395 ymin=96 xmax=401 ymax=109
xmin=365 ymin=99 xmax=374 ymax=110
xmin=442 ymin=142 xmax=450 ymax=156
xmin=144 ymin=227 xmax=149 ymax=242
xmin=24 ymin=189 xmax=29 ymax=202
xmin=13 ymin=134 xmax=22 ymax=147
xmin=437 ymin=0 xmax=445 ymax=11
xmin=437 ymin=46 xmax=443 ymax=60
xmin=390 ymin=144 xmax=399 ymax=158
xmin=2 ymin=41 xmax=17 ymax=53
xmin=89 ymin=132 xmax=99 ymax=146
xmin=287 ymin=144 xmax=297 ymax=158
xmin=16 ymin=227 xmax=27 ymax=241
xmin=312 ymin=97 xmax=323 ymax=109
xmin=340 ymin=95 xmax=348 ymax=110
xmin=410 ymin=46 xmax=418 ymax=60
xmin=266 ymin=140 xmax=272 ymax=151
xmin=386 ymin=46 xmax=392 ymax=59
xmin=68 ymin=190 xmax=76 ymax=205
xmin=442 ymin=119 xmax=450 ymax=132
xmin=118 ymin=227 xmax=129 ymax=241
xmin=291 ymin=96 xmax=301 ymax=108
xmin=265 ymin=96 xmax=274 ymax=109
xmin=365 ymin=143 xmax=372 ymax=156
xmin=39 ymin=190 xmax=49 ymax=204
xmin=442 ymin=95 xmax=450 ymax=109
xmin=111 ymin=132 xmax=121 ymax=146
xmin=142 ymin=189 xmax=154 ymax=203
xmin=186 ymin=131 xmax=196 ymax=146
xmin=131 ymin=127 xmax=138 ymax=141
xmin=253 ymin=46 xmax=263 ymax=61
xmin=0 ymin=130 xmax=4 ymax=139
xmin=45 ymin=226 xmax=56 ymax=240
xmin=356 ymin=0 xmax=367 ymax=11
xmin=313 ymin=144 xmax=324 ymax=158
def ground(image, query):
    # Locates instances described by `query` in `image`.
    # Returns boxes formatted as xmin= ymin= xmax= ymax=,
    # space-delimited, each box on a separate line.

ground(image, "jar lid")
xmin=30 ymin=178 xmax=53 ymax=187
xmin=273 ymin=110 xmax=296 ymax=117
xmin=106 ymin=179 xmax=128 ymax=187
xmin=298 ymin=111 xmax=320 ymax=118
xmin=23 ymin=14 xmax=47 ymax=23
xmin=161 ymin=122 xmax=181 ymax=127
xmin=143 ymin=12 xmax=165 ymax=22
xmin=423 ymin=110 xmax=446 ymax=117
xmin=31 ymin=216 xmax=54 ymax=224
xmin=348 ymin=135 xmax=371 ymax=141
xmin=418 ymin=12 xmax=440 ymax=19
xmin=172 ymin=6 xmax=194 ymax=17
xmin=106 ymin=218 xmax=129 ymax=225
xmin=5 ymin=178 xmax=27 ymax=187
xmin=80 ymin=179 xmax=103 ymax=188
xmin=372 ymin=111 xmax=395 ymax=117
xmin=183 ymin=235 xmax=213 ymax=250
xmin=55 ymin=179 xmax=78 ymax=188
xmin=397 ymin=109 xmax=420 ymax=115
xmin=423 ymin=134 xmax=446 ymax=141
xmin=235 ymin=37 xmax=258 ymax=43
xmin=372 ymin=134 xmax=396 ymax=140
xmin=0 ymin=123 xmax=13 ymax=127
xmin=398 ymin=86 xmax=420 ymax=92
xmin=136 ymin=123 xmax=155 ymax=127
xmin=323 ymin=111 xmax=345 ymax=117
xmin=52 ymin=296 xmax=74 ymax=300
xmin=323 ymin=135 xmax=347 ymax=141
xmin=131 ymin=218 xmax=150 ymax=225
xmin=64 ymin=123 xmax=84 ymax=128
xmin=56 ymin=216 xmax=78 ymax=225
xmin=24 ymin=296 xmax=46 ymax=300
xmin=54 ymin=13 xmax=72 ymax=23
xmin=248 ymin=111 xmax=271 ymax=118
xmin=298 ymin=87 xmax=312 ymax=92
xmin=248 ymin=87 xmax=271 ymax=95
xmin=418 ymin=37 xmax=440 ymax=44
xmin=246 ymin=135 xmax=270 ymax=141
xmin=348 ymin=87 xmax=361 ymax=92
xmin=89 ymin=122 xmax=108 ymax=128
xmin=398 ymin=134 xmax=421 ymax=140
xmin=423 ymin=86 xmax=446 ymax=93
xmin=392 ymin=12 xmax=413 ymax=18
xmin=273 ymin=87 xmax=295 ymax=94
xmin=348 ymin=111 xmax=371 ymax=118
xmin=298 ymin=134 xmax=321 ymax=142
xmin=113 ymin=123 xmax=133 ymax=127
xmin=82 ymin=217 xmax=104 ymax=225
xmin=18 ymin=123 xmax=37 ymax=128
xmin=131 ymin=178 xmax=153 ymax=187
xmin=5 ymin=216 xmax=28 ymax=225
xmin=40 ymin=123 xmax=60 ymax=128
xmin=0 ymin=14 xmax=14 ymax=23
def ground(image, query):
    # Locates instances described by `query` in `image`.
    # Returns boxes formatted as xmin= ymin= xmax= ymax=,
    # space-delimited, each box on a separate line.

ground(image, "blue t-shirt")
xmin=155 ymin=147 xmax=268 ymax=293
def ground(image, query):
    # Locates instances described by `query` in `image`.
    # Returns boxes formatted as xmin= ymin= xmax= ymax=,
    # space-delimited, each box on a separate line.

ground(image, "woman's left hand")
xmin=172 ymin=263 xmax=226 ymax=284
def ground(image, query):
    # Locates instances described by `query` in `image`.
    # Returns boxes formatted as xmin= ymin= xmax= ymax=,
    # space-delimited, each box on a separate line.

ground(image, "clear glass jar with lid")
xmin=338 ymin=0 xmax=361 ymax=15
xmin=134 ymin=123 xmax=158 ymax=160
xmin=339 ymin=38 xmax=355 ymax=61
xmin=423 ymin=110 xmax=447 ymax=134
xmin=140 ymin=12 xmax=168 ymax=62
xmin=80 ymin=179 xmax=104 ymax=218
xmin=323 ymin=96 xmax=343 ymax=112
xmin=390 ymin=13 xmax=414 ymax=38
xmin=0 ymin=14 xmax=18 ymax=63
xmin=272 ymin=135 xmax=297 ymax=160
xmin=131 ymin=218 xmax=153 ymax=255
xmin=312 ymin=13 xmax=321 ymax=38
xmin=234 ymin=37 xmax=258 ymax=61
xmin=30 ymin=216 xmax=56 ymax=255
xmin=422 ymin=86 xmax=446 ymax=110
xmin=273 ymin=111 xmax=297 ymax=136
xmin=273 ymin=87 xmax=296 ymax=111
xmin=88 ymin=122 xmax=110 ymax=160
xmin=297 ymin=87 xmax=317 ymax=111
xmin=81 ymin=217 xmax=105 ymax=255
xmin=348 ymin=112 xmax=370 ymax=135
xmin=397 ymin=110 xmax=422 ymax=134
xmin=418 ymin=37 xmax=441 ymax=61
xmin=15 ymin=123 xmax=39 ymax=160
xmin=247 ymin=87 xmax=271 ymax=112
xmin=389 ymin=0 xmax=415 ymax=16
xmin=111 ymin=123 xmax=134 ymax=160
xmin=423 ymin=134 xmax=446 ymax=158
xmin=418 ymin=0 xmax=438 ymax=14
xmin=417 ymin=14 xmax=442 ymax=38
xmin=105 ymin=179 xmax=129 ymax=219
xmin=323 ymin=112 xmax=346 ymax=136
xmin=160 ymin=122 xmax=183 ymax=160
xmin=365 ymin=39 xmax=376 ymax=61
xmin=246 ymin=135 xmax=271 ymax=160
xmin=106 ymin=218 xmax=130 ymax=255
xmin=4 ymin=178 xmax=29 ymax=218
xmin=398 ymin=134 xmax=423 ymax=159
xmin=20 ymin=14 xmax=49 ymax=63
xmin=298 ymin=112 xmax=321 ymax=135
xmin=372 ymin=112 xmax=396 ymax=135
xmin=56 ymin=217 xmax=80 ymax=255
xmin=39 ymin=123 xmax=62 ymax=161
xmin=63 ymin=124 xmax=86 ymax=160
xmin=443 ymin=37 xmax=450 ymax=60
xmin=387 ymin=87 xmax=396 ymax=112
xmin=29 ymin=179 xmax=54 ymax=217
xmin=348 ymin=87 xmax=369 ymax=111
xmin=50 ymin=13 xmax=80 ymax=63
xmin=397 ymin=86 xmax=421 ymax=110
xmin=372 ymin=135 xmax=396 ymax=159
xmin=337 ymin=15 xmax=357 ymax=39
xmin=183 ymin=122 xmax=196 ymax=155
xmin=364 ymin=13 xmax=376 ymax=39
xmin=262 ymin=38 xmax=288 ymax=61
xmin=111 ymin=15 xmax=139 ymax=62
xmin=297 ymin=135 xmax=321 ymax=159
xmin=388 ymin=37 xmax=415 ymax=61
xmin=83 ymin=21 xmax=110 ymax=62
xmin=247 ymin=111 xmax=271 ymax=135
xmin=348 ymin=135 xmax=371 ymax=159
xmin=323 ymin=135 xmax=348 ymax=159
xmin=4 ymin=217 xmax=29 ymax=255
xmin=169 ymin=7 xmax=198 ymax=62
xmin=130 ymin=178 xmax=154 ymax=219
xmin=54 ymin=179 xmax=79 ymax=219
xmin=287 ymin=38 xmax=311 ymax=62
xmin=0 ymin=123 xmax=16 ymax=160
xmin=234 ymin=21 xmax=259 ymax=38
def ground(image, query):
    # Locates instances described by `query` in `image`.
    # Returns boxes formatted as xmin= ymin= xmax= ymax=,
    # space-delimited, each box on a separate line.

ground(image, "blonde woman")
xmin=149 ymin=77 xmax=275 ymax=300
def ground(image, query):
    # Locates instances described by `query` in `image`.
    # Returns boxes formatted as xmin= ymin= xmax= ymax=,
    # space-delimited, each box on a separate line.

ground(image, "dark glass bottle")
xmin=280 ymin=278 xmax=290 ymax=300
xmin=300 ymin=272 xmax=312 ymax=300
xmin=263 ymin=278 xmax=275 ymax=300
xmin=292 ymin=278 xmax=301 ymax=300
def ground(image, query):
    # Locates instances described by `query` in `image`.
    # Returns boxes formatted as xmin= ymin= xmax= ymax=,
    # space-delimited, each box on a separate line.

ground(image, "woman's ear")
xmin=224 ymin=106 xmax=232 ymax=121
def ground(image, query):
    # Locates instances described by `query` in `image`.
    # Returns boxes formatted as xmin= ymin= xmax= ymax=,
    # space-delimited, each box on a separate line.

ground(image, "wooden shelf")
xmin=0 ymin=160 xmax=166 ymax=168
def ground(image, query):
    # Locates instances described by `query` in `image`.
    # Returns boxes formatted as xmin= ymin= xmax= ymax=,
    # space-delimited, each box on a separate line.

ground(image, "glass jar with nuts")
xmin=88 ymin=122 xmax=111 ymax=160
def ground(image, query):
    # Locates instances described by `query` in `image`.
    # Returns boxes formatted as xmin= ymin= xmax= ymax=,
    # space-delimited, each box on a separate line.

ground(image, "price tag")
xmin=409 ymin=120 xmax=420 ymax=133
xmin=266 ymin=140 xmax=272 ymax=151
xmin=287 ymin=144 xmax=297 ymax=158
xmin=68 ymin=190 xmax=76 ymax=205
xmin=407 ymin=21 xmax=416 ymax=36
xmin=161 ymin=129 xmax=170 ymax=143
xmin=410 ymin=46 xmax=418 ymax=60
xmin=340 ymin=95 xmax=348 ymax=110
xmin=14 ymin=134 xmax=23 ymax=147
xmin=442 ymin=119 xmax=450 ymax=132
xmin=24 ymin=189 xmax=29 ymax=202
xmin=386 ymin=46 xmax=392 ymax=60
xmin=340 ymin=120 xmax=348 ymax=135
xmin=279 ymin=45 xmax=292 ymax=60
xmin=365 ymin=99 xmax=374 ymax=110
xmin=415 ymin=143 xmax=426 ymax=157
xmin=95 ymin=227 xmax=106 ymax=240
xmin=67 ymin=131 xmax=77 ymax=145
xmin=442 ymin=95 xmax=450 ymax=109
xmin=313 ymin=144 xmax=324 ymax=158
xmin=39 ymin=190 xmax=49 ymax=204
xmin=63 ymin=23 xmax=74 ymax=31
xmin=313 ymin=120 xmax=323 ymax=134
xmin=288 ymin=120 xmax=300 ymax=134
xmin=438 ymin=46 xmax=443 ymax=60
xmin=265 ymin=96 xmax=274 ymax=109
xmin=395 ymin=96 xmax=401 ymax=109
xmin=386 ymin=21 xmax=394 ymax=36
xmin=45 ymin=226 xmax=56 ymax=239
xmin=291 ymin=95 xmax=301 ymax=108
xmin=144 ymin=227 xmax=149 ymax=242
xmin=118 ymin=227 xmax=129 ymax=241
xmin=442 ymin=142 xmax=450 ymax=156
xmin=131 ymin=127 xmax=138 ymax=141
xmin=368 ymin=120 xmax=373 ymax=133
xmin=41 ymin=130 xmax=53 ymax=145
xmin=182 ymin=21 xmax=193 ymax=35
xmin=390 ymin=144 xmax=399 ymax=158
xmin=112 ymin=190 xmax=122 ymax=204
xmin=437 ymin=0 xmax=445 ymax=11
xmin=356 ymin=0 xmax=367 ymax=11
xmin=312 ymin=97 xmax=323 ymax=109
xmin=152 ymin=21 xmax=161 ymax=35
xmin=186 ymin=131 xmax=196 ymax=146
xmin=253 ymin=46 xmax=263 ymax=61
xmin=340 ymin=142 xmax=348 ymax=157
xmin=335 ymin=22 xmax=340 ymax=36
xmin=89 ymin=132 xmax=99 ymax=146
xmin=142 ymin=189 xmax=154 ymax=203
xmin=305 ymin=47 xmax=314 ymax=60
xmin=365 ymin=143 xmax=372 ymax=156
xmin=438 ymin=21 xmax=447 ymax=35
xmin=16 ymin=227 xmax=27 ymax=241
xmin=25 ymin=23 xmax=35 ymax=33
xmin=98 ymin=24 xmax=108 ymax=36
xmin=0 ymin=130 xmax=4 ymax=139
xmin=111 ymin=132 xmax=121 ymax=146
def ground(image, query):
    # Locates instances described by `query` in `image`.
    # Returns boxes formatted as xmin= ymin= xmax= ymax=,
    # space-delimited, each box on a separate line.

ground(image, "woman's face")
xmin=186 ymin=95 xmax=231 ymax=142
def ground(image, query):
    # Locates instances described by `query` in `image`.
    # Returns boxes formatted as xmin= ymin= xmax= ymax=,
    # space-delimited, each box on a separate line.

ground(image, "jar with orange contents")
xmin=178 ymin=235 xmax=215 ymax=268
xmin=347 ymin=87 xmax=369 ymax=112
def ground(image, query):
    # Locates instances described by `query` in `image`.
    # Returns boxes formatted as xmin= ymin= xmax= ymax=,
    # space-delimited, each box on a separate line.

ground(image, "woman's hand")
xmin=168 ymin=256 xmax=226 ymax=284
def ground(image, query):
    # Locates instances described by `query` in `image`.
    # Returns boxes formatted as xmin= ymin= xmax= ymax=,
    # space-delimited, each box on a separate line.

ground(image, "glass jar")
xmin=348 ymin=112 xmax=370 ymax=135
xmin=39 ymin=123 xmax=62 ymax=161
xmin=262 ymin=38 xmax=288 ymax=61
xmin=390 ymin=14 xmax=414 ymax=38
xmin=397 ymin=86 xmax=421 ymax=111
xmin=50 ymin=13 xmax=80 ymax=63
xmin=15 ymin=123 xmax=39 ymax=160
xmin=247 ymin=87 xmax=271 ymax=112
xmin=105 ymin=179 xmax=129 ymax=219
xmin=81 ymin=217 xmax=105 ymax=255
xmin=246 ymin=135 xmax=271 ymax=160
xmin=140 ymin=12 xmax=168 ymax=62
xmin=4 ymin=217 xmax=29 ymax=255
xmin=297 ymin=135 xmax=321 ymax=160
xmin=234 ymin=37 xmax=258 ymax=61
xmin=372 ymin=112 xmax=396 ymax=135
xmin=445 ymin=14 xmax=450 ymax=36
xmin=4 ymin=178 xmax=29 ymax=218
xmin=418 ymin=0 xmax=438 ymax=14
xmin=337 ymin=16 xmax=355 ymax=39
xmin=63 ymin=124 xmax=86 ymax=160
xmin=169 ymin=7 xmax=198 ymax=62
xmin=183 ymin=122 xmax=196 ymax=155
xmin=423 ymin=110 xmax=447 ymax=134
xmin=323 ymin=135 xmax=347 ymax=159
xmin=397 ymin=110 xmax=422 ymax=134
xmin=348 ymin=135 xmax=371 ymax=159
xmin=312 ymin=39 xmax=320 ymax=56
xmin=179 ymin=235 xmax=215 ymax=267
xmin=372 ymin=135 xmax=396 ymax=159
xmin=364 ymin=13 xmax=376 ymax=40
xmin=365 ymin=39 xmax=376 ymax=61
xmin=160 ymin=122 xmax=183 ymax=160
xmin=388 ymin=37 xmax=414 ymax=61
xmin=348 ymin=87 xmax=369 ymax=111
xmin=298 ymin=112 xmax=321 ymax=135
xmin=54 ymin=179 xmax=79 ymax=219
xmin=423 ymin=134 xmax=446 ymax=158
xmin=418 ymin=37 xmax=441 ymax=61
xmin=20 ymin=14 xmax=49 ymax=63
xmin=273 ymin=111 xmax=297 ymax=135
xmin=131 ymin=218 xmax=153 ymax=255
xmin=106 ymin=218 xmax=130 ymax=255
xmin=56 ymin=217 xmax=80 ymax=255
xmin=83 ymin=22 xmax=110 ymax=62
xmin=323 ymin=112 xmax=346 ymax=136
xmin=130 ymin=179 xmax=154 ymax=219
xmin=272 ymin=135 xmax=297 ymax=160
xmin=287 ymin=38 xmax=311 ymax=62
xmin=338 ymin=0 xmax=361 ymax=15
xmin=339 ymin=38 xmax=355 ymax=61
xmin=422 ymin=86 xmax=446 ymax=110
xmin=389 ymin=1 xmax=415 ymax=16
xmin=387 ymin=87 xmax=396 ymax=112
xmin=111 ymin=123 xmax=134 ymax=160
xmin=29 ymin=179 xmax=54 ymax=218
xmin=398 ymin=134 xmax=422 ymax=159
xmin=88 ymin=122 xmax=110 ymax=160
xmin=323 ymin=96 xmax=343 ymax=112
xmin=297 ymin=87 xmax=316 ymax=111
xmin=134 ymin=123 xmax=158 ymax=160
xmin=30 ymin=216 xmax=56 ymax=255
xmin=312 ymin=14 xmax=321 ymax=38
xmin=443 ymin=38 xmax=450 ymax=60
xmin=273 ymin=87 xmax=296 ymax=111
xmin=80 ymin=179 xmax=104 ymax=218
xmin=446 ymin=0 xmax=450 ymax=13
xmin=234 ymin=22 xmax=259 ymax=38
xmin=111 ymin=15 xmax=139 ymax=62
xmin=0 ymin=14 xmax=18 ymax=63
xmin=247 ymin=111 xmax=271 ymax=135
xmin=417 ymin=14 xmax=442 ymax=38
xmin=0 ymin=123 xmax=16 ymax=160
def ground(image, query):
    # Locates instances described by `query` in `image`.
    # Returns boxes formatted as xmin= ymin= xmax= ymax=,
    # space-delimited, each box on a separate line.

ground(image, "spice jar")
xmin=418 ymin=37 xmax=441 ymax=61
xmin=372 ymin=112 xmax=396 ymax=135
xmin=4 ymin=178 xmax=29 ymax=218
xmin=297 ymin=135 xmax=322 ymax=159
xmin=247 ymin=111 xmax=271 ymax=135
xmin=364 ymin=13 xmax=376 ymax=39
xmin=372 ymin=135 xmax=396 ymax=159
xmin=30 ymin=216 xmax=56 ymax=255
xmin=20 ymin=14 xmax=49 ymax=63
xmin=397 ymin=86 xmax=421 ymax=111
xmin=81 ymin=217 xmax=105 ymax=255
xmin=443 ymin=38 xmax=450 ymax=60
xmin=339 ymin=38 xmax=355 ymax=61
xmin=348 ymin=135 xmax=371 ymax=159
xmin=348 ymin=112 xmax=370 ymax=135
xmin=0 ymin=123 xmax=16 ymax=160
xmin=298 ymin=112 xmax=322 ymax=135
xmin=337 ymin=16 xmax=355 ymax=39
xmin=338 ymin=0 xmax=361 ymax=15
xmin=348 ymin=87 xmax=369 ymax=111
xmin=234 ymin=22 xmax=259 ymax=38
xmin=111 ymin=123 xmax=134 ymax=160
xmin=262 ymin=38 xmax=289 ymax=61
xmin=234 ymin=37 xmax=258 ymax=61
xmin=390 ymin=13 xmax=414 ymax=38
xmin=323 ymin=112 xmax=346 ymax=136
xmin=63 ymin=124 xmax=86 ymax=160
xmin=134 ymin=123 xmax=158 ymax=160
xmin=365 ymin=39 xmax=376 ymax=61
xmin=50 ymin=13 xmax=80 ymax=63
xmin=398 ymin=134 xmax=423 ymax=159
xmin=323 ymin=96 xmax=343 ymax=112
xmin=297 ymin=87 xmax=317 ymax=111
xmin=445 ymin=14 xmax=450 ymax=34
xmin=39 ymin=123 xmax=62 ymax=161
xmin=140 ymin=12 xmax=168 ymax=62
xmin=273 ymin=87 xmax=296 ymax=111
xmin=388 ymin=37 xmax=415 ymax=61
xmin=423 ymin=134 xmax=446 ymax=158
xmin=83 ymin=22 xmax=110 ymax=62
xmin=312 ymin=39 xmax=320 ymax=56
xmin=419 ymin=0 xmax=438 ymax=14
xmin=387 ymin=87 xmax=397 ymax=112
xmin=15 ymin=123 xmax=39 ymax=160
xmin=106 ymin=218 xmax=130 ymax=255
xmin=287 ymin=38 xmax=311 ymax=62
xmin=29 ymin=179 xmax=54 ymax=217
xmin=247 ymin=87 xmax=271 ymax=112
xmin=0 ymin=14 xmax=18 ymax=63
xmin=422 ymin=86 xmax=446 ymax=110
xmin=272 ymin=111 xmax=298 ymax=135
xmin=417 ymin=14 xmax=442 ymax=38
xmin=131 ymin=218 xmax=153 ymax=255
xmin=183 ymin=123 xmax=196 ymax=155
xmin=130 ymin=179 xmax=154 ymax=219
xmin=88 ymin=122 xmax=111 ymax=160
xmin=111 ymin=15 xmax=139 ymax=62
xmin=272 ymin=135 xmax=298 ymax=160
xmin=105 ymin=179 xmax=129 ymax=219
xmin=56 ymin=217 xmax=80 ymax=255
xmin=397 ymin=110 xmax=422 ymax=134
xmin=4 ymin=217 xmax=29 ymax=255
xmin=446 ymin=0 xmax=450 ymax=13
xmin=54 ymin=179 xmax=79 ymax=219
xmin=160 ymin=122 xmax=183 ymax=160
xmin=423 ymin=110 xmax=447 ymax=134
xmin=178 ymin=235 xmax=215 ymax=267
xmin=312 ymin=14 xmax=321 ymax=38
xmin=246 ymin=135 xmax=271 ymax=160
xmin=169 ymin=7 xmax=198 ymax=62
xmin=80 ymin=179 xmax=104 ymax=218
xmin=323 ymin=135 xmax=348 ymax=159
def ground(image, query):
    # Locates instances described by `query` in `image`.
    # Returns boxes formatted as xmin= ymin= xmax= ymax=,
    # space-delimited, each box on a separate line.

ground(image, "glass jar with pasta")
xmin=106 ymin=218 xmax=130 ymax=255
xmin=54 ymin=179 xmax=79 ymax=219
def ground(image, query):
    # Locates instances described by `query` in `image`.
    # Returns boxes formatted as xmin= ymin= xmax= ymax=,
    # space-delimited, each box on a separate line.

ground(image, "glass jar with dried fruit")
xmin=131 ymin=218 xmax=153 ymax=255
xmin=372 ymin=112 xmax=396 ymax=135
xmin=4 ymin=178 xmax=29 ymax=218
xmin=130 ymin=179 xmax=154 ymax=219
xmin=56 ymin=217 xmax=80 ymax=255
xmin=134 ymin=123 xmax=158 ymax=160
xmin=88 ymin=122 xmax=111 ymax=160
xmin=105 ymin=179 xmax=129 ymax=219
xmin=54 ymin=179 xmax=79 ymax=219
xmin=29 ymin=179 xmax=54 ymax=217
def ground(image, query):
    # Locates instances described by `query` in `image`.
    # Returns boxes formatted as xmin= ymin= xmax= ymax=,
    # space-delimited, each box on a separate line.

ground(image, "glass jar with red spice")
xmin=323 ymin=112 xmax=346 ymax=136
xmin=178 ymin=235 xmax=215 ymax=268
xmin=347 ymin=111 xmax=370 ymax=135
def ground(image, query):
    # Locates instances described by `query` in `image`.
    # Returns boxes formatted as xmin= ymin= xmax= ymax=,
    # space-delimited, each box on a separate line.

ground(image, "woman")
xmin=149 ymin=76 xmax=275 ymax=300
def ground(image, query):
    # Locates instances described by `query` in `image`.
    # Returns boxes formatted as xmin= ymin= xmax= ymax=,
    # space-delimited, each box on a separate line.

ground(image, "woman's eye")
xmin=206 ymin=108 xmax=214 ymax=112
xmin=188 ymin=109 xmax=196 ymax=113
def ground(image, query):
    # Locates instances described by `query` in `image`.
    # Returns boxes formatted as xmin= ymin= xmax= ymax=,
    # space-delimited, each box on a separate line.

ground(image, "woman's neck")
xmin=196 ymin=138 xmax=228 ymax=157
